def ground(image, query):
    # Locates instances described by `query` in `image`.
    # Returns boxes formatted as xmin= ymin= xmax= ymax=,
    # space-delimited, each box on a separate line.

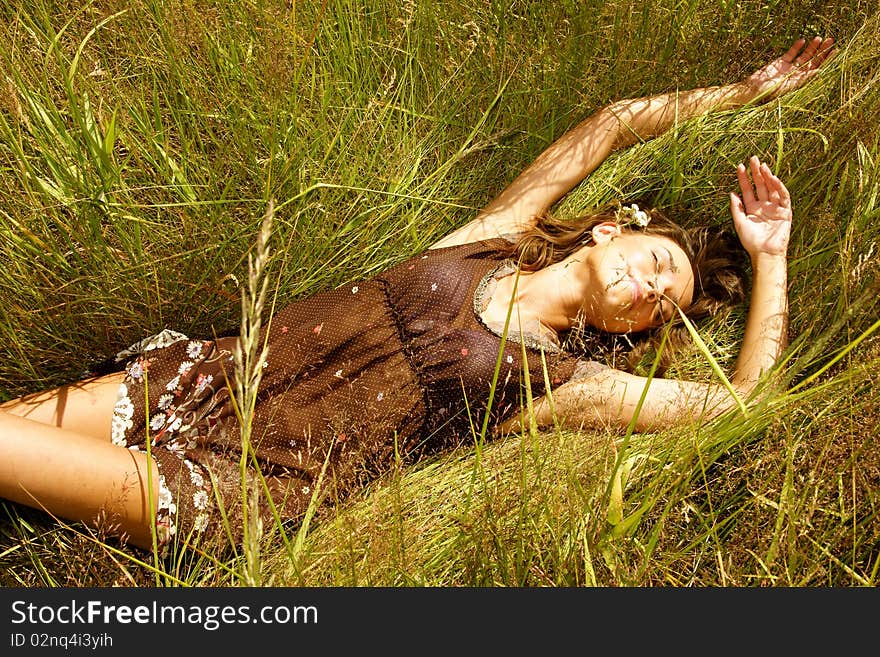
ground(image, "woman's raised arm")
xmin=432 ymin=36 xmax=834 ymax=250
xmin=504 ymin=157 xmax=794 ymax=434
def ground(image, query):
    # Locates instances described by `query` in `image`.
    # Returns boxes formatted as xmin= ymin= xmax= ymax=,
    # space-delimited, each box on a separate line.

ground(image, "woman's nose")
xmin=644 ymin=278 xmax=660 ymax=303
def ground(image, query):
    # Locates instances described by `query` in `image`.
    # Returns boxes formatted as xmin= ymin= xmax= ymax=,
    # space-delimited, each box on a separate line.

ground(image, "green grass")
xmin=1 ymin=0 xmax=878 ymax=586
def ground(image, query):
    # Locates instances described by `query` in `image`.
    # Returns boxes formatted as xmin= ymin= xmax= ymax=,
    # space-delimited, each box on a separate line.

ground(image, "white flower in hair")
xmin=616 ymin=203 xmax=650 ymax=228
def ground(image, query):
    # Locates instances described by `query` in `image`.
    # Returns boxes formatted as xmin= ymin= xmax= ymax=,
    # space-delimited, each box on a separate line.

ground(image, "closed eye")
xmin=651 ymin=252 xmax=665 ymax=321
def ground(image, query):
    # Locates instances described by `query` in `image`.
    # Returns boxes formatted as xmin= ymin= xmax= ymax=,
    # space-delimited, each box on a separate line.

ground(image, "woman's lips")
xmin=629 ymin=276 xmax=642 ymax=305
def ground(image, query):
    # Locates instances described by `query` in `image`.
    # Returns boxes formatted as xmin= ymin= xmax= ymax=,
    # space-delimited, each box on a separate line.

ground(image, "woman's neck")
xmin=487 ymin=251 xmax=590 ymax=336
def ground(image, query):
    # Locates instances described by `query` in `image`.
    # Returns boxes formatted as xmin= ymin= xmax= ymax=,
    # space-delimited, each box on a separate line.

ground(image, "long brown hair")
xmin=504 ymin=200 xmax=748 ymax=374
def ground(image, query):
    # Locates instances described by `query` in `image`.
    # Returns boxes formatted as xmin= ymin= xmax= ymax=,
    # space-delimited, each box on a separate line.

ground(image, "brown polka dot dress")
xmin=110 ymin=239 xmax=583 ymax=550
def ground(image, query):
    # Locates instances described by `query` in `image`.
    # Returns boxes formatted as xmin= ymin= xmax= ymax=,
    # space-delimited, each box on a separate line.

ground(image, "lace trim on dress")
xmin=472 ymin=260 xmax=562 ymax=353
xmin=113 ymin=329 xmax=189 ymax=363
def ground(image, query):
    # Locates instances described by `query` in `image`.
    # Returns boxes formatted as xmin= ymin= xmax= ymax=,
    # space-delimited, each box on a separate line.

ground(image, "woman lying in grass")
xmin=0 ymin=37 xmax=835 ymax=552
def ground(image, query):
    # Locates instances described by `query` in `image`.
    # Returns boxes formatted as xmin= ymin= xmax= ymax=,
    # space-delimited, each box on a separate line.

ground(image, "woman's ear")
xmin=591 ymin=221 xmax=621 ymax=244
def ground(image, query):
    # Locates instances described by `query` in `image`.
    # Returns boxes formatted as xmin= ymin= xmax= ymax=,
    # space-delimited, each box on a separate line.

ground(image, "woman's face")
xmin=580 ymin=223 xmax=695 ymax=334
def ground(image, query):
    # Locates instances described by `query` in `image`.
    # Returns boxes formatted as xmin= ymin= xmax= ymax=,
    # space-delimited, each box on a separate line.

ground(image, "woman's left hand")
xmin=742 ymin=36 xmax=836 ymax=102
xmin=730 ymin=156 xmax=792 ymax=259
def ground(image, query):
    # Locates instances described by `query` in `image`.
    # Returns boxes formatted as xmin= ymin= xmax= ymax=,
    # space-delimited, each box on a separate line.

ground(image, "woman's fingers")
xmin=778 ymin=36 xmax=835 ymax=83
xmin=795 ymin=36 xmax=822 ymax=65
xmin=794 ymin=36 xmax=836 ymax=74
xmin=737 ymin=163 xmax=756 ymax=207
xmin=737 ymin=156 xmax=792 ymax=213
xmin=750 ymin=156 xmax=768 ymax=201
xmin=781 ymin=38 xmax=807 ymax=64
xmin=758 ymin=162 xmax=792 ymax=210
xmin=768 ymin=170 xmax=792 ymax=207
xmin=811 ymin=37 xmax=836 ymax=69
xmin=729 ymin=191 xmax=744 ymax=219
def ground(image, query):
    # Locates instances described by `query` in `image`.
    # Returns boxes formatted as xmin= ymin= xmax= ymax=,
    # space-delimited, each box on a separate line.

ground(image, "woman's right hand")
xmin=729 ymin=156 xmax=792 ymax=259
xmin=741 ymin=36 xmax=836 ymax=102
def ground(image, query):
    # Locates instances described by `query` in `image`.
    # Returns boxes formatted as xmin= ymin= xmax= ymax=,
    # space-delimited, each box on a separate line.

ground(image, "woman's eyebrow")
xmin=664 ymin=246 xmax=680 ymax=274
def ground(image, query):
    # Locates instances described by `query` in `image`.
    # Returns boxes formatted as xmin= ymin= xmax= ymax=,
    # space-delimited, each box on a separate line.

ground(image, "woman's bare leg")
xmin=0 ymin=410 xmax=158 ymax=550
xmin=0 ymin=371 xmax=125 ymax=441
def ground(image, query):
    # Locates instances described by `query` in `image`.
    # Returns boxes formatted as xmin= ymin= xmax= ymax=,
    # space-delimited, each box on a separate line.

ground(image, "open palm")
xmin=744 ymin=36 xmax=836 ymax=101
xmin=730 ymin=156 xmax=792 ymax=258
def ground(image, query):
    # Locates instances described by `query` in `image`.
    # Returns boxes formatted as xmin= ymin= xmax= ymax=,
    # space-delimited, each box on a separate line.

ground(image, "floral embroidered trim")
xmin=113 ymin=329 xmax=189 ymax=363
xmin=110 ymin=383 xmax=134 ymax=446
xmin=155 ymin=472 xmax=178 ymax=547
